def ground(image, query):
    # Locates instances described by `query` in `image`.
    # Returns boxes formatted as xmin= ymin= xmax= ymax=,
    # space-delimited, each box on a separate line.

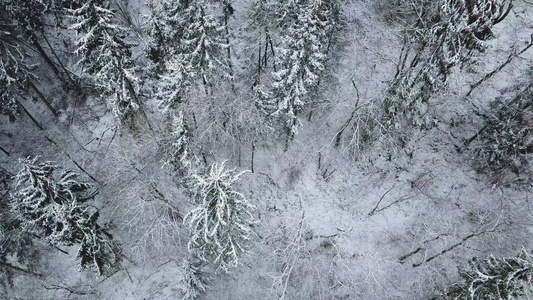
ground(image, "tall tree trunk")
xmin=27 ymin=80 xmax=58 ymax=116
xmin=251 ymin=140 xmax=255 ymax=173
xmin=267 ymin=31 xmax=276 ymax=72
xmin=253 ymin=40 xmax=262 ymax=88
xmin=124 ymin=75 xmax=155 ymax=134
xmin=0 ymin=261 xmax=42 ymax=278
xmin=263 ymin=31 xmax=269 ymax=67
xmin=40 ymin=31 xmax=83 ymax=94
xmin=223 ymin=5 xmax=236 ymax=93
xmin=31 ymin=37 xmax=61 ymax=78
xmin=16 ymin=100 xmax=44 ymax=130
xmin=0 ymin=145 xmax=9 ymax=156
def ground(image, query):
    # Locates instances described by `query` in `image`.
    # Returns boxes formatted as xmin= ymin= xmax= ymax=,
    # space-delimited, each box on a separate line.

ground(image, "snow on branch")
xmin=383 ymin=0 xmax=513 ymax=129
xmin=184 ymin=161 xmax=257 ymax=273
xmin=11 ymin=157 xmax=121 ymax=275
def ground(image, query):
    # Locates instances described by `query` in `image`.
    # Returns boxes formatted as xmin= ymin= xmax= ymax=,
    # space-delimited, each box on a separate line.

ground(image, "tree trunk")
xmin=0 ymin=261 xmax=42 ymax=278
xmin=40 ymin=31 xmax=83 ymax=94
xmin=31 ymin=37 xmax=61 ymax=78
xmin=223 ymin=5 xmax=236 ymax=93
xmin=267 ymin=32 xmax=276 ymax=72
xmin=0 ymin=145 xmax=9 ymax=156
xmin=263 ymin=32 xmax=269 ymax=67
xmin=256 ymin=40 xmax=262 ymax=84
xmin=27 ymin=80 xmax=58 ymax=116
xmin=16 ymin=100 xmax=44 ymax=130
xmin=251 ymin=141 xmax=255 ymax=173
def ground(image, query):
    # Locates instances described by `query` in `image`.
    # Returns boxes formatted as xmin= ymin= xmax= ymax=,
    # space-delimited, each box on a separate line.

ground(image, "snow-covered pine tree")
xmin=75 ymin=218 xmax=121 ymax=275
xmin=184 ymin=161 xmax=257 ymax=273
xmin=146 ymin=0 xmax=189 ymax=109
xmin=156 ymin=55 xmax=192 ymax=111
xmin=162 ymin=111 xmax=198 ymax=176
xmin=11 ymin=157 xmax=83 ymax=243
xmin=2 ymin=0 xmax=80 ymax=99
xmin=248 ymin=0 xmax=276 ymax=40
xmin=177 ymin=257 xmax=210 ymax=300
xmin=0 ymin=31 xmax=32 ymax=121
xmin=0 ymin=0 xmax=43 ymax=121
xmin=5 ymin=0 xmax=73 ymax=29
xmin=212 ymin=0 xmax=236 ymax=87
xmin=94 ymin=41 xmax=141 ymax=121
xmin=152 ymin=0 xmax=231 ymax=108
xmin=274 ymin=0 xmax=300 ymax=28
xmin=257 ymin=0 xmax=333 ymax=145
xmin=156 ymin=0 xmax=190 ymax=52
xmin=178 ymin=0 xmax=232 ymax=93
xmin=248 ymin=0 xmax=274 ymax=41
xmin=10 ymin=157 xmax=121 ymax=275
xmin=2 ymin=0 xmax=45 ymax=36
xmin=11 ymin=0 xmax=75 ymax=30
xmin=440 ymin=250 xmax=533 ymax=299
xmin=0 ymin=168 xmax=11 ymax=208
xmin=145 ymin=0 xmax=188 ymax=75
xmin=69 ymin=0 xmax=141 ymax=121
xmin=383 ymin=0 xmax=513 ymax=129
xmin=145 ymin=10 xmax=167 ymax=75
xmin=0 ymin=167 xmax=36 ymax=277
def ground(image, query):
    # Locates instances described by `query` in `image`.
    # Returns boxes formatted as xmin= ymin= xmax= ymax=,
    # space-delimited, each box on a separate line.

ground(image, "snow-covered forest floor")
xmin=1 ymin=0 xmax=533 ymax=299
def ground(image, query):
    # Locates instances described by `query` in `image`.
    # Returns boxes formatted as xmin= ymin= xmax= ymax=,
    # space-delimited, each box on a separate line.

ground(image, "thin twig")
xmin=413 ymin=224 xmax=500 ymax=267
xmin=0 ymin=145 xmax=10 ymax=156
xmin=44 ymin=136 xmax=99 ymax=183
xmin=41 ymin=283 xmax=96 ymax=296
xmin=334 ymin=76 xmax=361 ymax=147
xmin=0 ymin=261 xmax=42 ymax=278
xmin=466 ymin=33 xmax=533 ymax=97
xmin=369 ymin=182 xmax=398 ymax=216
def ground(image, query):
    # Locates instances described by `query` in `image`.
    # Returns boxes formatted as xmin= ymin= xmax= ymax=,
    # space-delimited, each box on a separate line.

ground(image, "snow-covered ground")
xmin=1 ymin=0 xmax=532 ymax=299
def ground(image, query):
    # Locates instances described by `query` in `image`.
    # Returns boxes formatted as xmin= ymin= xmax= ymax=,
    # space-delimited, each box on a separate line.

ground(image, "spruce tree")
xmin=2 ymin=0 xmax=45 ymax=36
xmin=145 ymin=10 xmax=168 ymax=75
xmin=257 ymin=0 xmax=333 ymax=143
xmin=151 ymin=0 xmax=231 ymax=107
xmin=147 ymin=0 xmax=189 ymax=109
xmin=0 ymin=168 xmax=36 ymax=279
xmin=177 ymin=257 xmax=210 ymax=300
xmin=274 ymin=0 xmax=300 ymax=27
xmin=472 ymin=86 xmax=533 ymax=177
xmin=156 ymin=55 xmax=191 ymax=111
xmin=247 ymin=0 xmax=276 ymax=88
xmin=0 ymin=31 xmax=32 ymax=121
xmin=145 ymin=0 xmax=188 ymax=75
xmin=10 ymin=157 xmax=121 ymax=275
xmin=162 ymin=111 xmax=197 ymax=176
xmin=383 ymin=0 xmax=513 ymax=129
xmin=179 ymin=0 xmax=232 ymax=92
xmin=0 ymin=0 xmax=42 ymax=121
xmin=249 ymin=0 xmax=274 ymax=32
xmin=441 ymin=250 xmax=533 ymax=299
xmin=69 ymin=0 xmax=140 ymax=121
xmin=248 ymin=0 xmax=275 ymax=44
xmin=184 ymin=161 xmax=256 ymax=272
